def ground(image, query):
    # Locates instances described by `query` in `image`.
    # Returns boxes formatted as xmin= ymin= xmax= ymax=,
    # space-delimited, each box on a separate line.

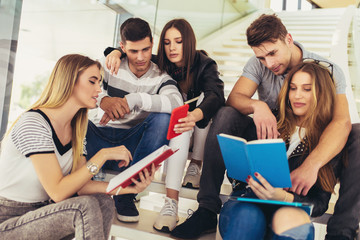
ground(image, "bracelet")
xmin=117 ymin=47 xmax=125 ymax=57
xmin=115 ymin=186 xmax=122 ymax=195
xmin=283 ymin=191 xmax=288 ymax=202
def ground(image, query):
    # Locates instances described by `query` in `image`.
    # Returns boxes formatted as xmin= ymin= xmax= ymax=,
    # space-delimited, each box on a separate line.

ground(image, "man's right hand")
xmin=252 ymin=101 xmax=279 ymax=139
xmin=99 ymin=96 xmax=130 ymax=125
xmin=105 ymin=49 xmax=122 ymax=75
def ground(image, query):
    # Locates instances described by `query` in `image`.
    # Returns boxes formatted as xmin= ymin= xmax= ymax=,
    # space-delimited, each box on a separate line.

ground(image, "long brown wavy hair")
xmin=277 ymin=62 xmax=337 ymax=192
xmin=157 ymin=18 xmax=196 ymax=94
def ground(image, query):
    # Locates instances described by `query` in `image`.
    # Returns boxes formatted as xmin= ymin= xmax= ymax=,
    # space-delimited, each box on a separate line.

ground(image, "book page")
xmin=106 ymin=145 xmax=171 ymax=193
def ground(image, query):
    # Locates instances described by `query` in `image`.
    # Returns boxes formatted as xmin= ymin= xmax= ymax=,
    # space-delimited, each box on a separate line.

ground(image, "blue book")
xmin=231 ymin=197 xmax=313 ymax=216
xmin=217 ymin=133 xmax=292 ymax=188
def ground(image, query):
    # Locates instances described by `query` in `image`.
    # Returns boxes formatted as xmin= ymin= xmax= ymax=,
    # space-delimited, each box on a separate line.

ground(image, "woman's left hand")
xmin=174 ymin=108 xmax=204 ymax=133
xmin=174 ymin=111 xmax=196 ymax=133
xmin=122 ymin=163 xmax=159 ymax=194
xmin=247 ymin=172 xmax=288 ymax=201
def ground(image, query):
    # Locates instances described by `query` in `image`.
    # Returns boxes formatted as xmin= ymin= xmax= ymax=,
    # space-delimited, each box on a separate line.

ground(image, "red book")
xmin=166 ymin=104 xmax=189 ymax=140
xmin=106 ymin=145 xmax=178 ymax=194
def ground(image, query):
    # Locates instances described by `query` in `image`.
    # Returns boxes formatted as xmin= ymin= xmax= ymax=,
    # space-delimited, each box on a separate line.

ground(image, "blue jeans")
xmin=0 ymin=194 xmax=115 ymax=240
xmin=86 ymin=113 xmax=170 ymax=170
xmin=219 ymin=200 xmax=314 ymax=240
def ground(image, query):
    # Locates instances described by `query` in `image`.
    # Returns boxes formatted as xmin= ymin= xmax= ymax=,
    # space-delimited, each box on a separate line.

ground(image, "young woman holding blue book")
xmin=219 ymin=61 xmax=344 ymax=240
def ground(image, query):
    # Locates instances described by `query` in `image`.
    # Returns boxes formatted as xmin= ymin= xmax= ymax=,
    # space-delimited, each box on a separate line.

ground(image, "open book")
xmin=217 ymin=133 xmax=291 ymax=188
xmin=106 ymin=145 xmax=178 ymax=194
xmin=232 ymin=197 xmax=313 ymax=216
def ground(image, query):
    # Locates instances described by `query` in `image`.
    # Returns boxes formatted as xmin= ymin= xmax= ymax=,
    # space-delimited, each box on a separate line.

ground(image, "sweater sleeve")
xmin=125 ymin=78 xmax=183 ymax=113
xmin=195 ymin=59 xmax=225 ymax=128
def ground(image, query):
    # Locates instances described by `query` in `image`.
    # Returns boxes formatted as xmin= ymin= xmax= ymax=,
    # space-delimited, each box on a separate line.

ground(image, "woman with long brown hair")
xmin=218 ymin=61 xmax=343 ymax=240
xmin=105 ymin=18 xmax=225 ymax=232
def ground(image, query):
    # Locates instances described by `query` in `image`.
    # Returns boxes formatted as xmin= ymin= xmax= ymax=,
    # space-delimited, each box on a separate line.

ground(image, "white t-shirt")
xmin=0 ymin=109 xmax=84 ymax=203
xmin=287 ymin=126 xmax=306 ymax=158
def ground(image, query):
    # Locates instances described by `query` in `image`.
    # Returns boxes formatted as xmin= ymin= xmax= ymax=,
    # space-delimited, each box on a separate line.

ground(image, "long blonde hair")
xmin=7 ymin=54 xmax=101 ymax=172
xmin=277 ymin=62 xmax=337 ymax=192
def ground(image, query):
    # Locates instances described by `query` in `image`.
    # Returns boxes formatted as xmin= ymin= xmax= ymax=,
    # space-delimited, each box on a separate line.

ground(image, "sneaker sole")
xmin=182 ymin=182 xmax=199 ymax=189
xmin=117 ymin=214 xmax=139 ymax=223
xmin=153 ymin=225 xmax=171 ymax=233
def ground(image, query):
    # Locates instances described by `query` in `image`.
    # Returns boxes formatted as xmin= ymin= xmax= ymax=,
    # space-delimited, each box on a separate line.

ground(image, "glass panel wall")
xmin=6 ymin=0 xmax=257 ymax=137
xmin=0 ymin=0 xmax=22 ymax=138
xmin=7 ymin=0 xmax=116 ymax=133
xmin=107 ymin=0 xmax=256 ymax=45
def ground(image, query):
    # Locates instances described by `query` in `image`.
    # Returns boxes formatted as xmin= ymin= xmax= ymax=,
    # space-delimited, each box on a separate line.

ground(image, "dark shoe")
xmin=325 ymin=235 xmax=353 ymax=240
xmin=170 ymin=207 xmax=217 ymax=239
xmin=114 ymin=194 xmax=139 ymax=222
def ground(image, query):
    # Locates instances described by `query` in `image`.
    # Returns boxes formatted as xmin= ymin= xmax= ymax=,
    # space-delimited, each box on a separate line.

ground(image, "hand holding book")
xmin=167 ymin=97 xmax=200 ymax=140
xmin=108 ymin=163 xmax=158 ymax=195
xmin=106 ymin=145 xmax=177 ymax=194
xmin=247 ymin=172 xmax=294 ymax=202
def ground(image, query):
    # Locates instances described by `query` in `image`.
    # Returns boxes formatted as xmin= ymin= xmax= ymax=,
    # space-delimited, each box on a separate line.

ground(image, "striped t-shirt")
xmin=0 ymin=109 xmax=83 ymax=203
xmin=90 ymin=57 xmax=183 ymax=129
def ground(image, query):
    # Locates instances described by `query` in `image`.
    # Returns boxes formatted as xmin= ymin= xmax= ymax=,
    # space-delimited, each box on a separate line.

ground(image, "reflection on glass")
xmin=0 ymin=0 xmax=22 ymax=138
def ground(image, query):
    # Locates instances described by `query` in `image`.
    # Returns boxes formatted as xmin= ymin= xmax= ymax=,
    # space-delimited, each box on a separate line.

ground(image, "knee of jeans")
xmin=92 ymin=194 xmax=115 ymax=217
xmin=272 ymin=207 xmax=311 ymax=236
xmin=148 ymin=113 xmax=170 ymax=126
xmin=219 ymin=201 xmax=266 ymax=237
xmin=145 ymin=113 xmax=170 ymax=136
xmin=76 ymin=195 xmax=102 ymax=214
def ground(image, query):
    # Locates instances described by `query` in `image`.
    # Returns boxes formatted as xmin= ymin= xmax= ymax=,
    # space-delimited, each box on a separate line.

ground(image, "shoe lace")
xmin=186 ymin=163 xmax=200 ymax=176
xmin=160 ymin=197 xmax=177 ymax=216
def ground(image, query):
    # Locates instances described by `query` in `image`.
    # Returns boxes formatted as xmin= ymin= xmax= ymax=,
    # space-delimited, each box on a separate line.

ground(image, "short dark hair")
xmin=246 ymin=14 xmax=288 ymax=47
xmin=120 ymin=18 xmax=152 ymax=43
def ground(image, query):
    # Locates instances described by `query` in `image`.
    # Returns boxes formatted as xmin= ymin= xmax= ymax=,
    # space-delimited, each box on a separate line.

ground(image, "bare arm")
xmin=226 ymin=76 xmax=259 ymax=114
xmin=77 ymin=160 xmax=157 ymax=196
xmin=105 ymin=49 xmax=122 ymax=75
xmin=290 ymin=94 xmax=351 ymax=195
xmin=31 ymin=145 xmax=132 ymax=202
xmin=227 ymin=76 xmax=279 ymax=139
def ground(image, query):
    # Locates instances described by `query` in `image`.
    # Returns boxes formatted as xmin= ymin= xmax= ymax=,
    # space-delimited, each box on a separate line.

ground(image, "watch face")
xmin=87 ymin=162 xmax=98 ymax=175
xmin=90 ymin=165 xmax=97 ymax=173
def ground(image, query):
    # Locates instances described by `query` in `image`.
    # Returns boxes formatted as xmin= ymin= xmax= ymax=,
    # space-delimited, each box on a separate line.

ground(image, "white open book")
xmin=106 ymin=145 xmax=178 ymax=194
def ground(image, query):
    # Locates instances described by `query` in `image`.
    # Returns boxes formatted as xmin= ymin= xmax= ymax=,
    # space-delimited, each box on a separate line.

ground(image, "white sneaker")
xmin=153 ymin=197 xmax=179 ymax=233
xmin=182 ymin=163 xmax=201 ymax=189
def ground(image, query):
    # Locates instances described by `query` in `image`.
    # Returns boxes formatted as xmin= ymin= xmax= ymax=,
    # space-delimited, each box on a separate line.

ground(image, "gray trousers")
xmin=0 ymin=193 xmax=115 ymax=240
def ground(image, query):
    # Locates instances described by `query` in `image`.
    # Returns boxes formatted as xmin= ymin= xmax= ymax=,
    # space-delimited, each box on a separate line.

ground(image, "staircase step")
xmin=212 ymin=55 xmax=250 ymax=64
xmin=231 ymin=35 xmax=332 ymax=43
xmin=222 ymin=41 xmax=331 ymax=50
xmin=110 ymin=208 xmax=217 ymax=240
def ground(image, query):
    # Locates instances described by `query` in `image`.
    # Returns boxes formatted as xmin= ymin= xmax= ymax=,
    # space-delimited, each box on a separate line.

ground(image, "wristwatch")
xmin=86 ymin=161 xmax=100 ymax=175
